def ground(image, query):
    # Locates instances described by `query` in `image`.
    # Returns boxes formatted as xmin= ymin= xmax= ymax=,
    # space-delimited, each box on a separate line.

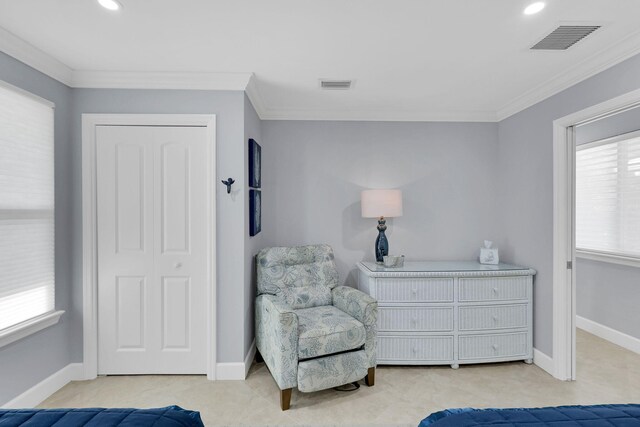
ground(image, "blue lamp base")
xmin=375 ymin=217 xmax=389 ymax=263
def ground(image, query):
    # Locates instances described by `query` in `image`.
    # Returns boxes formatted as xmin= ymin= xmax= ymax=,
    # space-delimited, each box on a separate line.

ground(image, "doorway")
xmin=82 ymin=114 xmax=217 ymax=379
xmin=553 ymin=89 xmax=640 ymax=381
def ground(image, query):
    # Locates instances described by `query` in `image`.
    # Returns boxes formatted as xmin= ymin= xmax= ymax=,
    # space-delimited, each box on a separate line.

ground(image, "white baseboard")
xmin=577 ymin=315 xmax=640 ymax=355
xmin=533 ymin=348 xmax=554 ymax=376
xmin=216 ymin=339 xmax=256 ymax=380
xmin=2 ymin=363 xmax=84 ymax=408
xmin=244 ymin=339 xmax=256 ymax=378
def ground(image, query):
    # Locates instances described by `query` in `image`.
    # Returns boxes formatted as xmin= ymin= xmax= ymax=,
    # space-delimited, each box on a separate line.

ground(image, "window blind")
xmin=576 ymin=132 xmax=640 ymax=258
xmin=0 ymin=82 xmax=55 ymax=331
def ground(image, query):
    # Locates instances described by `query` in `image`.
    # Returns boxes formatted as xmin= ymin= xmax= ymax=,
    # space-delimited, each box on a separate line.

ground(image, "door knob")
xmin=175 ymin=262 xmax=183 ymax=269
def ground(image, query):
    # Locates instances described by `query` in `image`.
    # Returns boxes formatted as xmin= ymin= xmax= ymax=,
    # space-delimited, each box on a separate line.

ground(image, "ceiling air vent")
xmin=531 ymin=25 xmax=601 ymax=50
xmin=320 ymin=79 xmax=352 ymax=90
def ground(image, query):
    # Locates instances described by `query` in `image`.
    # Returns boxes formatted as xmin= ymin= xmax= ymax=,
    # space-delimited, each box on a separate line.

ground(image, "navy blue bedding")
xmin=419 ymin=404 xmax=640 ymax=426
xmin=0 ymin=406 xmax=204 ymax=427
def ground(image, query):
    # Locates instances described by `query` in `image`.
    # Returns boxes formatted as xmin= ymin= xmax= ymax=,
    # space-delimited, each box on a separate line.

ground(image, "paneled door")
xmin=97 ymin=125 xmax=208 ymax=374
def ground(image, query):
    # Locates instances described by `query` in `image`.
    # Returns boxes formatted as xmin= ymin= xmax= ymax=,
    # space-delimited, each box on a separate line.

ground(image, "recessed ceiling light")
xmin=524 ymin=2 xmax=545 ymax=15
xmin=98 ymin=0 xmax=122 ymax=11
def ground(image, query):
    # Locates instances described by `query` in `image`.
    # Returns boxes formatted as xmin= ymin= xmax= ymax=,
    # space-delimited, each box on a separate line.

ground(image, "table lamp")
xmin=361 ymin=189 xmax=403 ymax=263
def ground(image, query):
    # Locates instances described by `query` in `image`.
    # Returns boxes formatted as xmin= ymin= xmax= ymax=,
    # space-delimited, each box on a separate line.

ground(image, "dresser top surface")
xmin=358 ymin=261 xmax=535 ymax=276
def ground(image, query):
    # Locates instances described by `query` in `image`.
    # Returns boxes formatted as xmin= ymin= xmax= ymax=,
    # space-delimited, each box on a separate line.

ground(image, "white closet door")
xmin=97 ymin=125 xmax=207 ymax=374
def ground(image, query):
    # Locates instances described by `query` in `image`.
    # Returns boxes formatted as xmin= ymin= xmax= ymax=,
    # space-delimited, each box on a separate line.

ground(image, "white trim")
xmin=3 ymin=26 xmax=640 ymax=122
xmin=81 ymin=114 xmax=217 ymax=380
xmin=258 ymin=108 xmax=498 ymax=122
xmin=244 ymin=339 xmax=257 ymax=379
xmin=0 ymin=311 xmax=64 ymax=349
xmin=577 ymin=316 xmax=640 ymax=355
xmin=497 ymin=30 xmax=640 ymax=120
xmin=244 ymin=77 xmax=268 ymax=119
xmin=552 ymin=122 xmax=575 ymax=381
xmin=552 ymin=87 xmax=640 ymax=382
xmin=576 ymin=250 xmax=640 ymax=268
xmin=0 ymin=27 xmax=73 ymax=86
xmin=215 ymin=362 xmax=247 ymax=380
xmin=533 ymin=348 xmax=554 ymax=376
xmin=72 ymin=70 xmax=252 ymax=91
xmin=215 ymin=341 xmax=256 ymax=381
xmin=215 ymin=340 xmax=256 ymax=381
xmin=1 ymin=363 xmax=83 ymax=408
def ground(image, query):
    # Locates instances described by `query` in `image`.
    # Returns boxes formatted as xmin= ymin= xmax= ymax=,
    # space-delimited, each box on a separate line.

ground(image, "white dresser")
xmin=357 ymin=261 xmax=535 ymax=368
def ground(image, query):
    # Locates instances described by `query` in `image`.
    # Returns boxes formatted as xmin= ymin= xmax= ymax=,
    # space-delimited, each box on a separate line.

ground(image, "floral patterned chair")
xmin=255 ymin=244 xmax=378 ymax=410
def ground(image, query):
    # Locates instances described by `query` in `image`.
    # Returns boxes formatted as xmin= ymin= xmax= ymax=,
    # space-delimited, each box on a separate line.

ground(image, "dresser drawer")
xmin=376 ymin=278 xmax=453 ymax=303
xmin=458 ymin=332 xmax=528 ymax=360
xmin=378 ymin=335 xmax=453 ymax=362
xmin=459 ymin=277 xmax=529 ymax=302
xmin=379 ymin=306 xmax=454 ymax=332
xmin=459 ymin=304 xmax=528 ymax=331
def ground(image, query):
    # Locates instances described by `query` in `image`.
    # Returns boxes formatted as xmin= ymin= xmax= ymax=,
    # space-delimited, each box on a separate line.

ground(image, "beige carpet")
xmin=39 ymin=330 xmax=640 ymax=426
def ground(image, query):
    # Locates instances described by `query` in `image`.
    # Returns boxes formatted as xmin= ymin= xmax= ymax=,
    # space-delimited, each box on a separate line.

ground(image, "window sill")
xmin=576 ymin=250 xmax=640 ymax=269
xmin=0 ymin=310 xmax=64 ymax=349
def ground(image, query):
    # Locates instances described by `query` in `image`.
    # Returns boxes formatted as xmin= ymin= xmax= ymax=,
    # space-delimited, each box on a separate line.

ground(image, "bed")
xmin=419 ymin=404 xmax=640 ymax=426
xmin=0 ymin=405 xmax=204 ymax=427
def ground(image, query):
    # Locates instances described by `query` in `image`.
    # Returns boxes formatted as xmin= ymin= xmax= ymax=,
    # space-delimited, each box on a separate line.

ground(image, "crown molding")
xmin=244 ymin=76 xmax=268 ymax=118
xmin=496 ymin=30 xmax=640 ymax=121
xmin=71 ymin=70 xmax=252 ymax=91
xmin=258 ymin=108 xmax=498 ymax=122
xmin=0 ymin=26 xmax=73 ymax=86
xmin=3 ymin=23 xmax=640 ymax=122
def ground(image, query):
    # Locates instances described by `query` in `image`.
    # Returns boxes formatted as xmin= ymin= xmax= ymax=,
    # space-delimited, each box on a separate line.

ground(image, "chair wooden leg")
xmin=280 ymin=388 xmax=292 ymax=411
xmin=365 ymin=367 xmax=375 ymax=387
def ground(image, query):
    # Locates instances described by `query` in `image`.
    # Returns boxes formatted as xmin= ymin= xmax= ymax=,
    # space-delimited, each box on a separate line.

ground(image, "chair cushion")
xmin=295 ymin=305 xmax=366 ymax=360
xmin=256 ymin=244 xmax=339 ymax=309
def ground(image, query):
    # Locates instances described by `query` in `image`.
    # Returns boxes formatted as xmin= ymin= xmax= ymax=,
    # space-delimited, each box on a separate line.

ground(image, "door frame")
xmin=552 ymin=88 xmax=640 ymax=381
xmin=82 ymin=114 xmax=217 ymax=380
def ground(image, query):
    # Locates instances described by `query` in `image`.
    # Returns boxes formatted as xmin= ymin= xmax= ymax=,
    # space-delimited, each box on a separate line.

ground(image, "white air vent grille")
xmin=531 ymin=25 xmax=601 ymax=50
xmin=320 ymin=80 xmax=352 ymax=90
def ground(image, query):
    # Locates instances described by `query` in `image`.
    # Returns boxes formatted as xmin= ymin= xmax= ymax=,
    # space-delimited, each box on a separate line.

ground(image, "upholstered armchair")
xmin=255 ymin=244 xmax=377 ymax=410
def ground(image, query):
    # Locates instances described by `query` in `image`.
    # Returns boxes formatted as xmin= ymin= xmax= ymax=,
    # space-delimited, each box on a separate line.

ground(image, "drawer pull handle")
xmin=492 ymin=315 xmax=499 ymax=322
xmin=412 ymin=347 xmax=418 ymax=353
xmin=492 ymin=344 xmax=499 ymax=351
xmin=411 ymin=288 xmax=418 ymax=295
xmin=492 ymin=287 xmax=499 ymax=293
xmin=411 ymin=317 xmax=417 ymax=324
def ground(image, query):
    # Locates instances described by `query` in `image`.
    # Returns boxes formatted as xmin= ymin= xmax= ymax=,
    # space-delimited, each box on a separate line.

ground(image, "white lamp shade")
xmin=361 ymin=189 xmax=403 ymax=218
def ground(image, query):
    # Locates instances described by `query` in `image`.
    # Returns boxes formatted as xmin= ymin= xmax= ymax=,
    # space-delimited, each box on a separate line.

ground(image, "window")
xmin=576 ymin=130 xmax=640 ymax=259
xmin=0 ymin=81 xmax=56 ymax=333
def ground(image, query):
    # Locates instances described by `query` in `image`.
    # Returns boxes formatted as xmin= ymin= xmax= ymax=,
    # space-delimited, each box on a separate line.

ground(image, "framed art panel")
xmin=248 ymin=138 xmax=261 ymax=188
xmin=249 ymin=189 xmax=261 ymax=236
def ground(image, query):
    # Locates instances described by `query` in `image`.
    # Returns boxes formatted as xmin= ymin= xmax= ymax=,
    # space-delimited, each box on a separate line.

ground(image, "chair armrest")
xmin=332 ymin=286 xmax=377 ymax=326
xmin=255 ymin=294 xmax=299 ymax=390
xmin=332 ymin=286 xmax=378 ymax=368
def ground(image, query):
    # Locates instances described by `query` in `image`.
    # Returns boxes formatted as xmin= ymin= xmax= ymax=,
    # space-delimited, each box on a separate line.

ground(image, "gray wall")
xmin=262 ymin=121 xmax=501 ymax=286
xmin=243 ymin=94 xmax=271 ymax=356
xmin=1 ymin=53 xmax=262 ymax=403
xmin=576 ymin=259 xmax=640 ymax=339
xmin=71 ymin=88 xmax=248 ymax=363
xmin=0 ymin=51 xmax=74 ymax=404
xmin=574 ymin=107 xmax=640 ymax=340
xmin=497 ymin=53 xmax=640 ymax=357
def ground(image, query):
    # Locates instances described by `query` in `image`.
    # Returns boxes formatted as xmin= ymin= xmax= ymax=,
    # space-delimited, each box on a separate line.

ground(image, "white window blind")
xmin=0 ymin=82 xmax=55 ymax=331
xmin=576 ymin=131 xmax=640 ymax=258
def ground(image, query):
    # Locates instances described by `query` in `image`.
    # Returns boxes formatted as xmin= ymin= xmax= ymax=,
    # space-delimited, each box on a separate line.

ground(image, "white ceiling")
xmin=1 ymin=0 xmax=640 ymax=121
